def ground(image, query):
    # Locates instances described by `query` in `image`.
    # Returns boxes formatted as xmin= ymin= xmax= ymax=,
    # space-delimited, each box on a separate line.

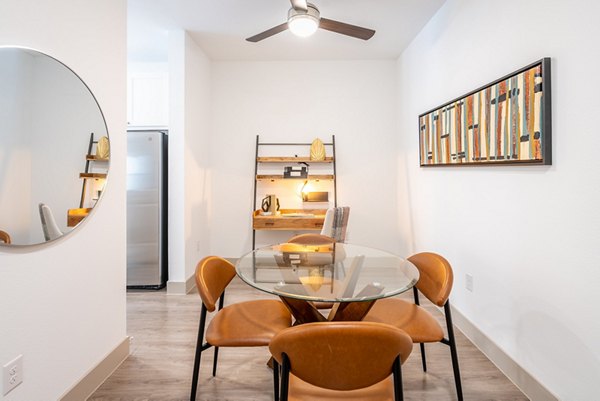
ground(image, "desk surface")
xmin=252 ymin=209 xmax=326 ymax=231
xmin=67 ymin=207 xmax=92 ymax=227
xmin=236 ymin=243 xmax=419 ymax=303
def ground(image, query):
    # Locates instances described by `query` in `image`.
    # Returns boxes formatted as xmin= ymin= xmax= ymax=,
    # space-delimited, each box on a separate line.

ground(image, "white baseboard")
xmin=166 ymin=274 xmax=196 ymax=295
xmin=59 ymin=336 xmax=130 ymax=401
xmin=451 ymin=306 xmax=559 ymax=401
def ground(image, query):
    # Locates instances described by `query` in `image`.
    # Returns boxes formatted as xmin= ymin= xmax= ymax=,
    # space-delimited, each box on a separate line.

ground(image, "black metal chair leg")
xmin=190 ymin=307 xmax=208 ymax=401
xmin=210 ymin=293 xmax=226 ymax=378
xmin=212 ymin=346 xmax=219 ymax=376
xmin=445 ymin=302 xmax=463 ymax=401
xmin=392 ymin=356 xmax=404 ymax=401
xmin=413 ymin=287 xmax=428 ymax=372
xmin=273 ymin=359 xmax=280 ymax=401
xmin=419 ymin=342 xmax=427 ymax=372
xmin=280 ymin=354 xmax=290 ymax=401
xmin=190 ymin=346 xmax=202 ymax=401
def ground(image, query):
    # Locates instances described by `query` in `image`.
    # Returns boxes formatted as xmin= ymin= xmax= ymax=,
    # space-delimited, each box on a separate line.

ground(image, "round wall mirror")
xmin=0 ymin=47 xmax=109 ymax=246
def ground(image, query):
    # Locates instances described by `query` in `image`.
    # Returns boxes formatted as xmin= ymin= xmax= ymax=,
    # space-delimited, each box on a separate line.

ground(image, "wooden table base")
xmin=279 ymin=296 xmax=377 ymax=323
xmin=279 ymin=297 xmax=327 ymax=324
xmin=327 ymin=299 xmax=376 ymax=321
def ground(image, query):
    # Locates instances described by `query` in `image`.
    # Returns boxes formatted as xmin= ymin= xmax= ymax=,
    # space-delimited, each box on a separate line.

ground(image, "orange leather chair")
xmin=0 ymin=230 xmax=11 ymax=244
xmin=287 ymin=234 xmax=336 ymax=310
xmin=269 ymin=321 xmax=413 ymax=401
xmin=364 ymin=252 xmax=463 ymax=400
xmin=190 ymin=256 xmax=292 ymax=401
xmin=287 ymin=233 xmax=335 ymax=246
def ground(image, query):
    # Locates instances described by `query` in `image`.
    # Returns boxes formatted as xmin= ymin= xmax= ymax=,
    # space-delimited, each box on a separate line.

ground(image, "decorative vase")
xmin=261 ymin=194 xmax=280 ymax=214
xmin=96 ymin=136 xmax=110 ymax=159
xmin=310 ymin=138 xmax=326 ymax=161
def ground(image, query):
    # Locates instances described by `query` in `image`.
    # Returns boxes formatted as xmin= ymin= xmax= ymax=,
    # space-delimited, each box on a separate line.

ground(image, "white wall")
xmin=127 ymin=61 xmax=169 ymax=127
xmin=168 ymin=30 xmax=186 ymax=287
xmin=210 ymin=60 xmax=398 ymax=257
xmin=183 ymin=35 xmax=212 ymax=281
xmin=397 ymin=0 xmax=600 ymax=399
xmin=168 ymin=31 xmax=212 ymax=289
xmin=0 ymin=1 xmax=127 ymax=400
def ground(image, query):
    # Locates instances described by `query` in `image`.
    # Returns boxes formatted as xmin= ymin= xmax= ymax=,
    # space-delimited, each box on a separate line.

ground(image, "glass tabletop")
xmin=236 ymin=242 xmax=420 ymax=303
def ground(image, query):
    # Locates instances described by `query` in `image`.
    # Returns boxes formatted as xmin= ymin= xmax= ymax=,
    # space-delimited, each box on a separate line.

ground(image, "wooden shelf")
xmin=252 ymin=135 xmax=336 ymax=248
xmin=67 ymin=207 xmax=92 ymax=227
xmin=256 ymin=174 xmax=334 ymax=181
xmin=253 ymin=209 xmax=327 ymax=231
xmin=79 ymin=173 xmax=107 ymax=179
xmin=257 ymin=157 xmax=334 ymax=163
xmin=86 ymin=155 xmax=109 ymax=161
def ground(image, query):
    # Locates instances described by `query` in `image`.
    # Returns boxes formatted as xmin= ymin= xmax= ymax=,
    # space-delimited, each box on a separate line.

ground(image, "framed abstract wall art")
xmin=419 ymin=58 xmax=551 ymax=166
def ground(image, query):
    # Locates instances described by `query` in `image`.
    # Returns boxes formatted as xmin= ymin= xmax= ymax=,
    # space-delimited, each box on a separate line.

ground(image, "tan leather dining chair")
xmin=287 ymin=234 xmax=336 ymax=310
xmin=0 ymin=230 xmax=11 ymax=244
xmin=364 ymin=252 xmax=463 ymax=400
xmin=269 ymin=321 xmax=413 ymax=401
xmin=287 ymin=233 xmax=335 ymax=246
xmin=190 ymin=256 xmax=293 ymax=401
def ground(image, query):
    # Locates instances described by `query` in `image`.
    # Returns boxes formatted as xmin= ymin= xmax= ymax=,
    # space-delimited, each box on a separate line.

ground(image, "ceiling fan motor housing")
xmin=288 ymin=3 xmax=321 ymax=36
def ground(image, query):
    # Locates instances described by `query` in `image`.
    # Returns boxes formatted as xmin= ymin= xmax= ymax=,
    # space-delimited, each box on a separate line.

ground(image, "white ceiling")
xmin=128 ymin=0 xmax=446 ymax=62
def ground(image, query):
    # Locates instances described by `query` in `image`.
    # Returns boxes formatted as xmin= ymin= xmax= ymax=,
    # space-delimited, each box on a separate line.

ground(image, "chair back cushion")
xmin=269 ymin=321 xmax=412 ymax=391
xmin=287 ymin=233 xmax=335 ymax=245
xmin=408 ymin=252 xmax=454 ymax=307
xmin=195 ymin=256 xmax=236 ymax=312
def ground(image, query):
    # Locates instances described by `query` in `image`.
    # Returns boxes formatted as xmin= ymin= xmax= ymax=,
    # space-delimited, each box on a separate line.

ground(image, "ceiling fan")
xmin=246 ymin=0 xmax=375 ymax=42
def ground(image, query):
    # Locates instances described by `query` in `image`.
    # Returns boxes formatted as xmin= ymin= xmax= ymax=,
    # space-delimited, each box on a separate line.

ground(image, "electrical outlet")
xmin=465 ymin=274 xmax=474 ymax=292
xmin=3 ymin=355 xmax=23 ymax=395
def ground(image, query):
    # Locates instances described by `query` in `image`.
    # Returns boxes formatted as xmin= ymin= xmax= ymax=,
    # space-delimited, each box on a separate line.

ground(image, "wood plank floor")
xmin=89 ymin=278 xmax=528 ymax=401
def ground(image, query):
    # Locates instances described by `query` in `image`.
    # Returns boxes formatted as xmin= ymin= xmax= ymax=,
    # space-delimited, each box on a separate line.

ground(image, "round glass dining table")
xmin=236 ymin=242 xmax=420 ymax=323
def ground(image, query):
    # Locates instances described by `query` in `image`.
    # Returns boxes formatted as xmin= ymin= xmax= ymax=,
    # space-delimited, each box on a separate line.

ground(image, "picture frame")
xmin=419 ymin=58 xmax=551 ymax=166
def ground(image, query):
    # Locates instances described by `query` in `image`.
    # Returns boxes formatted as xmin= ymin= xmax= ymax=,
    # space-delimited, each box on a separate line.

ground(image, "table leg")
xmin=328 ymin=300 xmax=376 ymax=321
xmin=279 ymin=296 xmax=328 ymax=324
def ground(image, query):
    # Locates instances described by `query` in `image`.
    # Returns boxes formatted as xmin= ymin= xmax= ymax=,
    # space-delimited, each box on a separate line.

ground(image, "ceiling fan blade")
xmin=246 ymin=22 xmax=289 ymax=42
xmin=319 ymin=18 xmax=375 ymax=40
xmin=290 ymin=0 xmax=308 ymax=11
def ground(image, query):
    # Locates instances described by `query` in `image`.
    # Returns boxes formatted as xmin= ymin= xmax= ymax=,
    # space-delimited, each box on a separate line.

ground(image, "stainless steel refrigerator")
xmin=126 ymin=130 xmax=168 ymax=289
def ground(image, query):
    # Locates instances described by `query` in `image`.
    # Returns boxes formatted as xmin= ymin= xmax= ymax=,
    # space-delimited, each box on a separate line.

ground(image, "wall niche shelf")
xmin=252 ymin=134 xmax=337 ymax=249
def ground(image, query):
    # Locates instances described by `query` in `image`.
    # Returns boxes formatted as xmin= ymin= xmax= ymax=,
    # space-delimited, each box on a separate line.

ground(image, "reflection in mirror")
xmin=0 ymin=47 xmax=108 ymax=246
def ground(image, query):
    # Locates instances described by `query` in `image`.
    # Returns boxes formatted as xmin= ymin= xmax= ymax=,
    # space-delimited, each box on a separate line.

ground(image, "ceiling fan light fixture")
xmin=246 ymin=1 xmax=375 ymax=43
xmin=288 ymin=4 xmax=320 ymax=37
